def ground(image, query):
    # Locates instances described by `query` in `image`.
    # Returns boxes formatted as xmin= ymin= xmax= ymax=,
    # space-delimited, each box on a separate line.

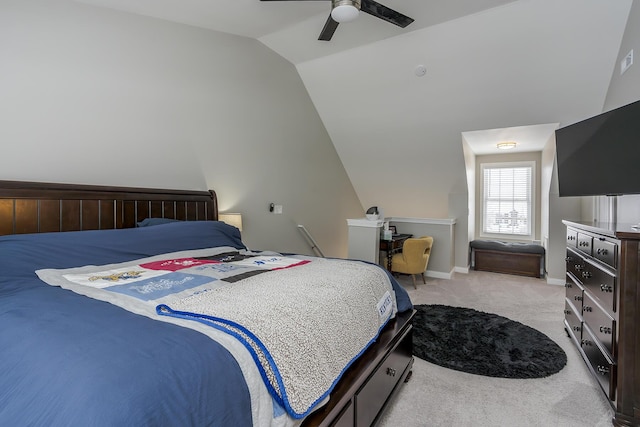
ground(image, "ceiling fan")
xmin=260 ymin=0 xmax=414 ymax=41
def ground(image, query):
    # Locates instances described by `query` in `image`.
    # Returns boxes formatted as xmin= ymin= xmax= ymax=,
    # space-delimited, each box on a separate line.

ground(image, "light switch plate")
xmin=621 ymin=49 xmax=633 ymax=75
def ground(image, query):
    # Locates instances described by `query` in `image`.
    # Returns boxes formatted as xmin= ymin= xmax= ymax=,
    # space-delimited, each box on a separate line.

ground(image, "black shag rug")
xmin=412 ymin=304 xmax=567 ymax=379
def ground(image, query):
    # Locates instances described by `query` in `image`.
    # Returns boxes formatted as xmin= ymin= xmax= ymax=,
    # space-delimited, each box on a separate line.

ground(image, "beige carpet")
xmin=379 ymin=270 xmax=614 ymax=427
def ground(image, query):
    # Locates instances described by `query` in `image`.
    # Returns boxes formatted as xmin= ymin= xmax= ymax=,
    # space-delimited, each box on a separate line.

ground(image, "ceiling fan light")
xmin=331 ymin=3 xmax=360 ymax=23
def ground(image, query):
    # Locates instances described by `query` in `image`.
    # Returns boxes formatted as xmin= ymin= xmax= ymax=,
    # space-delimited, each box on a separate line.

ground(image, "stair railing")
xmin=297 ymin=225 xmax=325 ymax=258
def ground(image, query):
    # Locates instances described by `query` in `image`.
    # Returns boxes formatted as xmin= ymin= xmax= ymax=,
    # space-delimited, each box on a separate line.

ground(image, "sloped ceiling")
xmin=74 ymin=0 xmax=519 ymax=63
xmin=297 ymin=0 xmax=631 ymax=217
xmin=74 ymin=0 xmax=632 ymax=217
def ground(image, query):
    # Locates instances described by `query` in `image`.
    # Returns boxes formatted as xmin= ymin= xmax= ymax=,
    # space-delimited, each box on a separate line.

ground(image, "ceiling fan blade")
xmin=318 ymin=14 xmax=339 ymax=41
xmin=360 ymin=0 xmax=414 ymax=28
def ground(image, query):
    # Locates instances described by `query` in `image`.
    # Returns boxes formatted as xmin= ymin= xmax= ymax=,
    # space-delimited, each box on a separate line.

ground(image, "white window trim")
xmin=480 ymin=161 xmax=535 ymax=240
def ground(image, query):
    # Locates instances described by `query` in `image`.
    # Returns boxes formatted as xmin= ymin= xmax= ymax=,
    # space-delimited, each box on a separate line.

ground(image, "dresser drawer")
xmin=566 ymin=248 xmax=586 ymax=282
xmin=355 ymin=327 xmax=412 ymax=427
xmin=565 ymin=274 xmax=584 ymax=308
xmin=593 ymin=238 xmax=617 ymax=269
xmin=581 ymin=326 xmax=616 ymax=401
xmin=564 ymin=299 xmax=582 ymax=344
xmin=567 ymin=229 xmax=578 ymax=248
xmin=582 ymin=292 xmax=616 ymax=356
xmin=331 ymin=400 xmax=354 ymax=427
xmin=581 ymin=260 xmax=616 ymax=314
xmin=577 ymin=233 xmax=593 ymax=256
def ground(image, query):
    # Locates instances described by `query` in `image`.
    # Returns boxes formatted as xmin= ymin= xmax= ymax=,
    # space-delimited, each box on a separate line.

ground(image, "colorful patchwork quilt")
xmin=37 ymin=248 xmax=397 ymax=418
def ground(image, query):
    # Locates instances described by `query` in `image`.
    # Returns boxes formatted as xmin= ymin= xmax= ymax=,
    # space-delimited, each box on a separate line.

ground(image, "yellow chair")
xmin=391 ymin=236 xmax=433 ymax=289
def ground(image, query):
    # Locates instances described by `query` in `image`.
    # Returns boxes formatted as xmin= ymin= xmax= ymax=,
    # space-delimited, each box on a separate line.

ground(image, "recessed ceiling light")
xmin=497 ymin=141 xmax=517 ymax=150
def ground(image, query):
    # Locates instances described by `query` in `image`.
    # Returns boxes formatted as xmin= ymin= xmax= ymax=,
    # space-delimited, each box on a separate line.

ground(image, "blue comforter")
xmin=0 ymin=222 xmax=253 ymax=426
xmin=0 ymin=221 xmax=412 ymax=426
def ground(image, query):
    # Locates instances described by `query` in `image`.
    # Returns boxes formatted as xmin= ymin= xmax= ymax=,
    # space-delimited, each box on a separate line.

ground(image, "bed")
xmin=0 ymin=180 xmax=415 ymax=427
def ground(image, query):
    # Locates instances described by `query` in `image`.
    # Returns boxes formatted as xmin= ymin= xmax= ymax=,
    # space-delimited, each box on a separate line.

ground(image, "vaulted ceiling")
xmin=73 ymin=0 xmax=633 ymax=217
xmin=74 ymin=0 xmax=519 ymax=64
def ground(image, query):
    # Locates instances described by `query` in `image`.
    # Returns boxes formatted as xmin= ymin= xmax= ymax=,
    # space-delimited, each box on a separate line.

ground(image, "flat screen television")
xmin=556 ymin=99 xmax=640 ymax=197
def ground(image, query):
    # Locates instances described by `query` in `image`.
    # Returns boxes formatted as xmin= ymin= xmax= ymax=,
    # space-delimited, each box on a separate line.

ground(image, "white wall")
xmin=542 ymin=134 xmax=583 ymax=283
xmin=0 ymin=0 xmax=364 ymax=257
xmin=543 ymin=1 xmax=640 ymax=282
xmin=604 ymin=0 xmax=640 ymax=111
xmin=388 ymin=218 xmax=456 ymax=278
xmin=458 ymin=137 xmax=476 ymax=270
xmin=603 ymin=0 xmax=640 ymax=225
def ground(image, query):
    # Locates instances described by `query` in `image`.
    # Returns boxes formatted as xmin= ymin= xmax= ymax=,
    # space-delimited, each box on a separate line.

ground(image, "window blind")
xmin=482 ymin=164 xmax=532 ymax=236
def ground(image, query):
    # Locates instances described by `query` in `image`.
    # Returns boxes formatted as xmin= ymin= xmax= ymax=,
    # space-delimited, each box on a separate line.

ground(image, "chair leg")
xmin=411 ymin=274 xmax=417 ymax=289
xmin=421 ymin=272 xmax=426 ymax=284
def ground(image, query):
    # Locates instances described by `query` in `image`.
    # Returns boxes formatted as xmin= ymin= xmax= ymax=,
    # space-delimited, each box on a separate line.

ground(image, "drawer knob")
xmin=572 ymin=326 xmax=581 ymax=332
xmin=581 ymin=339 xmax=593 ymax=346
xmin=597 ymin=365 xmax=609 ymax=376
xmin=600 ymin=284 xmax=613 ymax=293
xmin=574 ymin=295 xmax=582 ymax=301
xmin=574 ymin=264 xmax=583 ymax=271
xmin=564 ymin=309 xmax=571 ymax=315
xmin=581 ymin=271 xmax=592 ymax=279
xmin=386 ymin=367 xmax=396 ymax=377
xmin=565 ymin=283 xmax=573 ymax=288
xmin=596 ymin=248 xmax=608 ymax=255
xmin=599 ymin=326 xmax=612 ymax=334
xmin=565 ymin=257 xmax=573 ymax=262
xmin=583 ymin=306 xmax=592 ymax=313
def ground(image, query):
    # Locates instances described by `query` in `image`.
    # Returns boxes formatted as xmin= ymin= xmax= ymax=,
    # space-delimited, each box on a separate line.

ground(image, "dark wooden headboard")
xmin=0 ymin=180 xmax=218 ymax=236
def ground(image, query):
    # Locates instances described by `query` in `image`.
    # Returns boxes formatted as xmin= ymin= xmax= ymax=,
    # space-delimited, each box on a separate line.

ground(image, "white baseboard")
xmin=426 ymin=269 xmax=454 ymax=280
xmin=426 ymin=268 xmax=561 ymax=284
xmin=546 ymin=277 xmax=565 ymax=286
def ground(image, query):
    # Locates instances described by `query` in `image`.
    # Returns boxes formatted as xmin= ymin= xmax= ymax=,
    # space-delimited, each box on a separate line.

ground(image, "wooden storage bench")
xmin=470 ymin=240 xmax=545 ymax=278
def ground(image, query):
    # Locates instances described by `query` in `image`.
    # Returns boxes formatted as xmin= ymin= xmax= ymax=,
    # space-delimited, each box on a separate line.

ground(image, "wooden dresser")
xmin=563 ymin=220 xmax=640 ymax=427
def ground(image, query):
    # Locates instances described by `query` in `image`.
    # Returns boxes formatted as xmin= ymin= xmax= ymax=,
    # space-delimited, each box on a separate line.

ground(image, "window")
xmin=481 ymin=162 xmax=534 ymax=237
